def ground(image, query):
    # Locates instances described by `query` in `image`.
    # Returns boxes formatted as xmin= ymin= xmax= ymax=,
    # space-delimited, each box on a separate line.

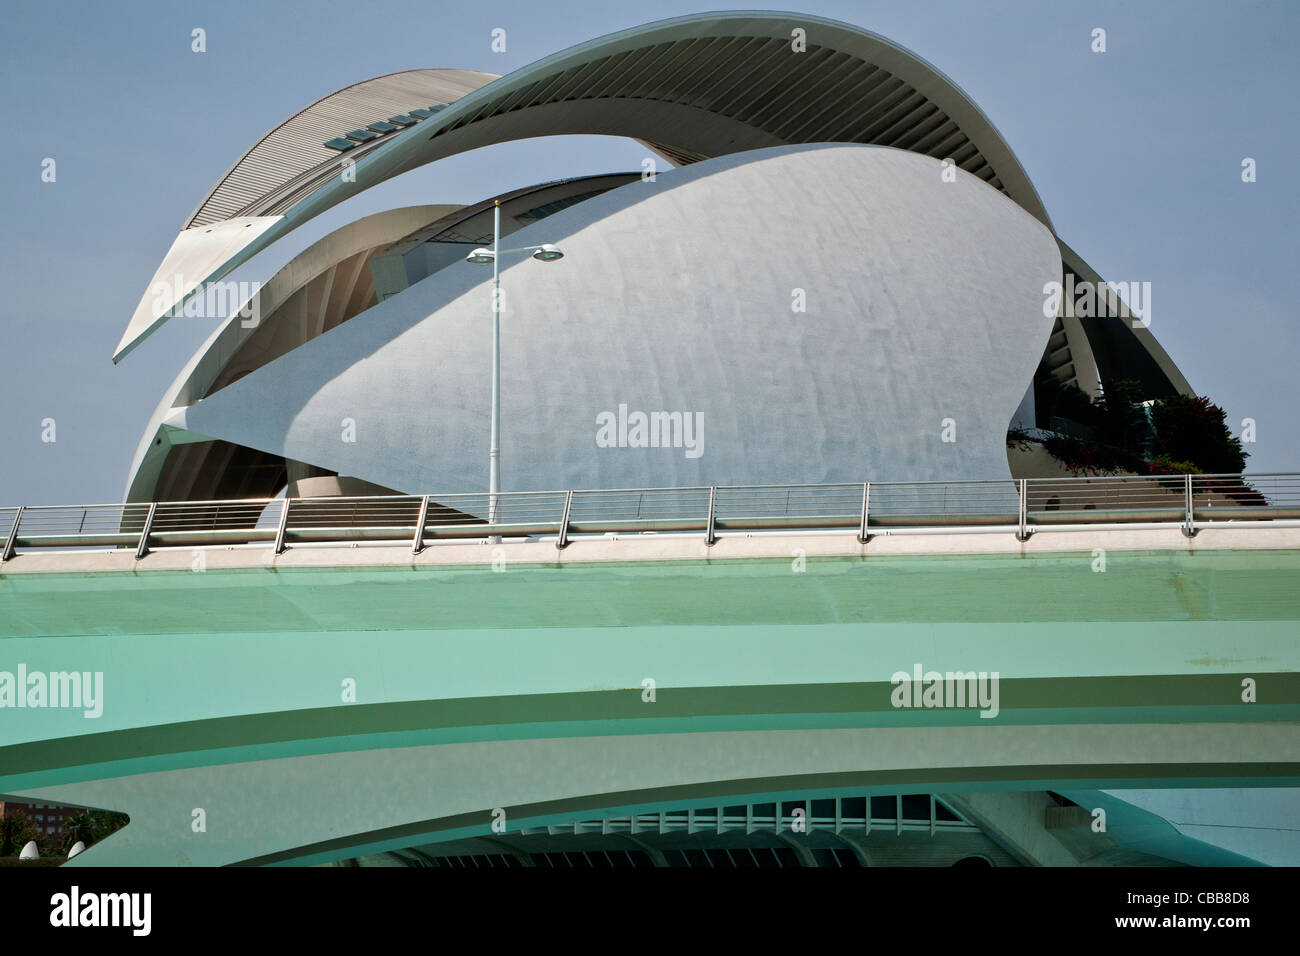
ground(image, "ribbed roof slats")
xmin=789 ymin=67 xmax=894 ymax=142
xmin=822 ymin=75 xmax=910 ymax=142
xmin=603 ymin=44 xmax=677 ymax=100
xmin=625 ymin=39 xmax=707 ymax=102
xmin=702 ymin=39 xmax=790 ymax=117
xmin=526 ymin=64 xmax=588 ymax=109
xmin=909 ymin=120 xmax=962 ymax=157
xmin=750 ymin=50 xmax=858 ymax=132
xmin=948 ymin=142 xmax=982 ymax=168
xmin=676 ymin=36 xmax=767 ymax=113
xmin=635 ymin=39 xmax=717 ymax=103
xmin=843 ymin=84 xmax=925 ymax=143
xmin=727 ymin=46 xmax=827 ymax=125
xmin=188 ymin=33 xmax=1029 ymax=229
xmin=665 ymin=37 xmax=751 ymax=109
xmin=188 ymin=69 xmax=491 ymax=228
xmin=554 ymin=59 xmax=614 ymax=103
xmin=876 ymin=101 xmax=944 ymax=150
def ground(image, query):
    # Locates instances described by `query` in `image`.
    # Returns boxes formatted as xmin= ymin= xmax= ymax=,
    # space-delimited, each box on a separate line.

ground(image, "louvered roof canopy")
xmin=416 ymin=13 xmax=1052 ymax=227
xmin=184 ymin=69 xmax=497 ymax=228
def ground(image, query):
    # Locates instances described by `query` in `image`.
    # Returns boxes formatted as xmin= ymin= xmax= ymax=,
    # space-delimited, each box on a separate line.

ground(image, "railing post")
xmin=857 ymin=482 xmax=871 ymax=544
xmin=411 ymin=495 xmax=430 ymax=554
xmin=1016 ymin=479 xmax=1029 ymax=542
xmin=1183 ymin=472 xmax=1196 ymax=537
xmin=705 ymin=486 xmax=716 ymax=545
xmin=556 ymin=490 xmax=573 ymax=550
xmin=273 ymin=498 xmax=291 ymax=555
xmin=135 ymin=502 xmax=158 ymax=560
xmin=1 ymin=506 xmax=23 ymax=562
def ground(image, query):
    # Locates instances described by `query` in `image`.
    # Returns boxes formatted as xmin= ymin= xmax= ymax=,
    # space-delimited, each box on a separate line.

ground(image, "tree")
xmin=1034 ymin=371 xmax=1099 ymax=432
xmin=1150 ymin=394 xmax=1248 ymax=474
xmin=64 ymin=811 xmax=96 ymax=849
xmin=1024 ymin=372 xmax=1247 ymax=478
xmin=87 ymin=810 xmax=130 ymax=842
xmin=0 ymin=812 xmax=39 ymax=857
xmin=1092 ymin=378 xmax=1149 ymax=451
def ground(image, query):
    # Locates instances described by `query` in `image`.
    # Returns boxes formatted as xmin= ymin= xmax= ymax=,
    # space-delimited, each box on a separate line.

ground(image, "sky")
xmin=0 ymin=0 xmax=1295 ymax=505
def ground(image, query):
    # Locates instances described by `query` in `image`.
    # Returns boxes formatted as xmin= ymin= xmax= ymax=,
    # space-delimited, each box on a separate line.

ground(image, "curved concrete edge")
xmin=14 ymin=723 xmax=1298 ymax=867
xmin=1061 ymin=789 xmax=1268 ymax=867
xmin=4 ymin=524 xmax=1298 ymax=576
xmin=1058 ymin=237 xmax=1194 ymax=398
xmin=1084 ymin=787 xmax=1300 ymax=866
xmin=113 ymin=217 xmax=282 ymax=363
xmin=123 ymin=205 xmax=466 ymax=502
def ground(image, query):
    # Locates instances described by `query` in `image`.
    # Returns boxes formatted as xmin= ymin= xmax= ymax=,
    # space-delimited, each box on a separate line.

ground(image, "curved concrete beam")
xmin=20 ymin=723 xmax=1300 ymax=867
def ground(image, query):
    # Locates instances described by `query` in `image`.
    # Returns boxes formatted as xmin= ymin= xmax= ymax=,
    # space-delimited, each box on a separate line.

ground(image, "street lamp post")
xmin=465 ymin=202 xmax=565 ymax=539
xmin=489 ymin=200 xmax=501 ymax=528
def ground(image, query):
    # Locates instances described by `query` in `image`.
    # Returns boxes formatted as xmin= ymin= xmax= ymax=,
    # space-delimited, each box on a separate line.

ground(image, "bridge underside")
xmin=2 ymin=536 xmax=1297 ymax=866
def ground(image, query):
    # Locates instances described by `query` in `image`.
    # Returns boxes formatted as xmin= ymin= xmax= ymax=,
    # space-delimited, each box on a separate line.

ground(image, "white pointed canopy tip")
xmin=113 ymin=216 xmax=283 ymax=364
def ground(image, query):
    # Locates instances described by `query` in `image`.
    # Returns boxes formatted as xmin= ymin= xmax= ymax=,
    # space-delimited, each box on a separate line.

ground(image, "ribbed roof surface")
xmin=185 ymin=69 xmax=496 ymax=228
xmin=436 ymin=36 xmax=1006 ymax=193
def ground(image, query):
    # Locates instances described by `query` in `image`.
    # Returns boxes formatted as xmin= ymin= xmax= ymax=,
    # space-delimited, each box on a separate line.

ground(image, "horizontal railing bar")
xmin=4 ymin=472 xmax=1299 ymax=560
xmin=14 ymin=534 xmax=142 ymax=548
xmin=1027 ymin=510 xmax=1182 ymax=525
xmin=566 ymin=518 xmax=708 ymax=534
xmin=1193 ymin=507 xmax=1300 ymax=519
xmin=713 ymin=515 xmax=861 ymax=530
xmin=17 ymin=503 xmax=156 ymax=513
xmin=150 ymin=502 xmax=280 ymax=509
xmin=146 ymin=529 xmax=279 ymax=546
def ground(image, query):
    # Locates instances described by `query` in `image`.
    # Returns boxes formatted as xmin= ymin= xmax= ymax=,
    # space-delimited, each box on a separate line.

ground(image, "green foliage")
xmin=1093 ymin=379 xmax=1150 ymax=451
xmin=63 ymin=811 xmax=96 ymax=848
xmin=92 ymin=810 xmax=130 ymax=840
xmin=0 ymin=812 xmax=39 ymax=856
xmin=1033 ymin=373 xmax=1098 ymax=431
xmin=61 ymin=809 xmax=129 ymax=848
xmin=1005 ymin=426 xmax=1036 ymax=451
xmin=1143 ymin=454 xmax=1203 ymax=476
xmin=1040 ymin=434 xmax=1142 ymax=476
xmin=1025 ymin=373 xmax=1247 ymax=476
xmin=1149 ymin=394 xmax=1248 ymax=474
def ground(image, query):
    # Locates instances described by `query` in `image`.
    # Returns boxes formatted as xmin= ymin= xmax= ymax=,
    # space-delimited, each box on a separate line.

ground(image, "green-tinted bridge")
xmin=1 ymin=527 xmax=1297 ymax=865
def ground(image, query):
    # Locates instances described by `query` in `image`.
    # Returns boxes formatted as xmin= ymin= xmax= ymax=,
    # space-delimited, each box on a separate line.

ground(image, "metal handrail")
xmin=0 ymin=472 xmax=1294 ymax=560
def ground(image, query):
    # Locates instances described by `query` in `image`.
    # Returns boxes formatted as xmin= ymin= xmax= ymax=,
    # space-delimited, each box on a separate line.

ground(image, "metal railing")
xmin=2 ymin=473 xmax=1297 ymax=561
xmin=517 ymin=794 xmax=976 ymax=838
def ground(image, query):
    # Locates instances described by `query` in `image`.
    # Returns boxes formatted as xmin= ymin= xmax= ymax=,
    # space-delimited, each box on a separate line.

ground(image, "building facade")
xmin=0 ymin=11 xmax=1294 ymax=868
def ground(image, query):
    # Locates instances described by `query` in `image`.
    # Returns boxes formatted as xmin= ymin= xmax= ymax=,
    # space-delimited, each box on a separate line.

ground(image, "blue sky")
xmin=0 ymin=0 xmax=1295 ymax=503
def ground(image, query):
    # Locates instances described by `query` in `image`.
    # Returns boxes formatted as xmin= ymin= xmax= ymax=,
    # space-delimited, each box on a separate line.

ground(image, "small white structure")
xmin=18 ymin=840 xmax=39 ymax=860
xmin=67 ymin=841 xmax=86 ymax=859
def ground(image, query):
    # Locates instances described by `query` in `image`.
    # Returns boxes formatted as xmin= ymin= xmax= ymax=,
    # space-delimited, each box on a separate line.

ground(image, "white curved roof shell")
xmin=168 ymin=145 xmax=1061 ymax=492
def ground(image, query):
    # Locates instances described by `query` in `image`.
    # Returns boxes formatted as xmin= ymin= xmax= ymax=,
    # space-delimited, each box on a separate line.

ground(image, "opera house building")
xmin=1 ymin=11 xmax=1295 ymax=869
